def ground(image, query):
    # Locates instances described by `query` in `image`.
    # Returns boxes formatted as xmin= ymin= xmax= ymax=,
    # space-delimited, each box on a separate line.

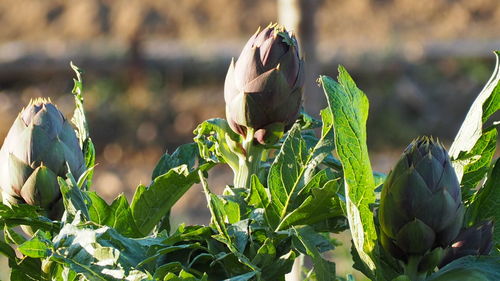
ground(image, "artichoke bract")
xmin=224 ymin=23 xmax=304 ymax=145
xmin=0 ymin=98 xmax=85 ymax=221
xmin=379 ymin=137 xmax=464 ymax=268
xmin=439 ymin=220 xmax=494 ymax=267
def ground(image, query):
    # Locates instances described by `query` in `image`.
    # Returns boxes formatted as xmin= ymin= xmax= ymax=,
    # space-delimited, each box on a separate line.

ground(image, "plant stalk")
xmin=404 ymin=256 xmax=426 ymax=281
xmin=233 ymin=129 xmax=264 ymax=189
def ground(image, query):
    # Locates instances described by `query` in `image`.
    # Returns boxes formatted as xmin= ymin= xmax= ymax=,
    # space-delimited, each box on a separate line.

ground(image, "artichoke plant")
xmin=439 ymin=220 xmax=494 ymax=267
xmin=224 ymin=23 xmax=304 ymax=145
xmin=0 ymin=98 xmax=85 ymax=222
xmin=379 ymin=137 xmax=464 ymax=277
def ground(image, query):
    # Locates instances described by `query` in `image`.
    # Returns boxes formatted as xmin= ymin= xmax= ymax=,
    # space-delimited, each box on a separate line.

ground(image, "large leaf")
xmin=276 ymin=177 xmax=343 ymax=231
xmin=467 ymin=158 xmax=500 ymax=247
xmin=200 ymin=171 xmax=228 ymax=239
xmin=18 ymin=231 xmax=52 ymax=258
xmin=293 ymin=226 xmax=336 ymax=281
xmin=86 ymin=192 xmax=142 ymax=238
xmin=58 ymin=173 xmax=90 ymax=221
xmin=320 ymin=68 xmax=377 ymax=273
xmin=8 ymin=257 xmax=45 ymax=281
xmin=426 ymin=256 xmax=500 ymax=281
xmin=199 ymin=171 xmax=258 ymax=273
xmin=459 ymin=128 xmax=497 ymax=200
xmin=267 ymin=118 xmax=336 ymax=230
xmin=152 ymin=143 xmax=199 ymax=179
xmin=268 ymin=125 xmax=307 ymax=226
xmin=449 ymin=52 xmax=500 ymax=198
xmin=247 ymin=175 xmax=280 ymax=227
xmin=0 ymin=202 xmax=59 ymax=232
xmin=27 ymin=217 xmax=161 ymax=281
xmin=130 ymin=160 xmax=214 ymax=236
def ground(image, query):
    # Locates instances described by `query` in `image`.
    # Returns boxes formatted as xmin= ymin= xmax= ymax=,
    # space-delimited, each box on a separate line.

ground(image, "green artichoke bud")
xmin=0 ymin=98 xmax=85 ymax=221
xmin=439 ymin=220 xmax=494 ymax=268
xmin=224 ymin=23 xmax=304 ymax=145
xmin=379 ymin=137 xmax=464 ymax=267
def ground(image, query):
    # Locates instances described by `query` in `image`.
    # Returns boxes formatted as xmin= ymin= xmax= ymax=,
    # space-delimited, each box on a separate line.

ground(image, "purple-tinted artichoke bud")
xmin=224 ymin=23 xmax=304 ymax=145
xmin=0 ymin=98 xmax=85 ymax=221
xmin=379 ymin=137 xmax=464 ymax=268
xmin=439 ymin=220 xmax=494 ymax=268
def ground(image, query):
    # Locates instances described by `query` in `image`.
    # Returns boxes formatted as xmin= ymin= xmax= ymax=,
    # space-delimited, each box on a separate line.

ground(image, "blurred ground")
xmin=0 ymin=0 xmax=499 ymax=280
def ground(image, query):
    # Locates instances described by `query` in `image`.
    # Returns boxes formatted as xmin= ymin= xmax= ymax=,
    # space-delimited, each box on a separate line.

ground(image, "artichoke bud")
xmin=439 ymin=220 xmax=494 ymax=268
xmin=224 ymin=23 xmax=304 ymax=145
xmin=379 ymin=137 xmax=464 ymax=264
xmin=0 ymin=98 xmax=85 ymax=221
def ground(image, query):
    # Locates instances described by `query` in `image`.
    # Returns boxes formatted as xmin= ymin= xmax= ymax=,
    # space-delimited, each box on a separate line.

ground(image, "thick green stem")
xmin=404 ymin=256 xmax=426 ymax=281
xmin=233 ymin=129 xmax=264 ymax=189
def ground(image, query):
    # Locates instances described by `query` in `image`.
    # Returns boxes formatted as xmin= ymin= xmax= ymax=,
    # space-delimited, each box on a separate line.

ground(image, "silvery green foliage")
xmin=1 ymin=45 xmax=500 ymax=281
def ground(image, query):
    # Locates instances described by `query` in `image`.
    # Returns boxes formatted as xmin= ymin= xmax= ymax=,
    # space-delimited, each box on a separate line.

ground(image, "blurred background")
xmin=0 ymin=0 xmax=499 ymax=279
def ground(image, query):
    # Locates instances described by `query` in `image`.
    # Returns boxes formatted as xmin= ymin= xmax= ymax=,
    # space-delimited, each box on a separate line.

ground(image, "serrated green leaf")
xmin=224 ymin=200 xmax=241 ymax=224
xmin=9 ymin=257 xmax=44 ymax=281
xmin=105 ymin=194 xmax=142 ymax=237
xmin=467 ymin=158 xmax=500 ymax=246
xmin=152 ymin=143 xmax=199 ymax=179
xmin=69 ymin=62 xmax=95 ymax=191
xmin=85 ymin=193 xmax=142 ymax=238
xmin=199 ymin=171 xmax=228 ymax=239
xmin=251 ymin=238 xmax=276 ymax=266
xmin=18 ymin=233 xmax=52 ymax=258
xmin=268 ymin=119 xmax=336 ymax=230
xmin=450 ymin=52 xmax=500 ymax=184
xmin=86 ymin=191 xmax=110 ymax=225
xmin=81 ymin=138 xmax=96 ymax=190
xmin=454 ymin=127 xmax=498 ymax=202
xmin=49 ymin=263 xmax=79 ymax=281
xmin=247 ymin=175 xmax=280 ymax=227
xmin=320 ymin=68 xmax=377 ymax=273
xmin=350 ymin=243 xmax=375 ymax=281
xmin=268 ymin=125 xmax=307 ymax=221
xmin=49 ymin=222 xmax=156 ymax=281
xmin=130 ymin=162 xmax=213 ymax=236
xmin=70 ymin=62 xmax=89 ymax=147
xmin=297 ymin=110 xmax=322 ymax=130
xmin=137 ymin=243 xmax=206 ymax=268
xmin=198 ymin=174 xmax=257 ymax=272
xmin=227 ymin=220 xmax=249 ymax=253
xmin=0 ymin=202 xmax=59 ymax=232
xmin=59 ymin=173 xmax=90 ymax=221
xmin=164 ymin=224 xmax=213 ymax=245
xmin=293 ymin=226 xmax=335 ymax=281
xmin=277 ymin=178 xmax=342 ymax=231
xmin=247 ymin=175 xmax=270 ymax=208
